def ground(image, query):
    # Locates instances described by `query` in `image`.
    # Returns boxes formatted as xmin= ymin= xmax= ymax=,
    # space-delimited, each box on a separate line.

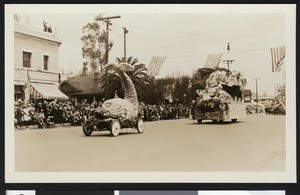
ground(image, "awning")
xmin=31 ymin=82 xmax=68 ymax=100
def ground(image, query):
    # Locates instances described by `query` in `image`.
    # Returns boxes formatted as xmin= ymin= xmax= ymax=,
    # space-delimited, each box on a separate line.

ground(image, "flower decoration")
xmin=195 ymin=69 xmax=246 ymax=114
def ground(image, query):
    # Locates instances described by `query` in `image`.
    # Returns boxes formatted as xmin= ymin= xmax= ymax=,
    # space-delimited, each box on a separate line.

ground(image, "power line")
xmin=129 ymin=18 xmax=278 ymax=28
xmin=137 ymin=46 xmax=277 ymax=61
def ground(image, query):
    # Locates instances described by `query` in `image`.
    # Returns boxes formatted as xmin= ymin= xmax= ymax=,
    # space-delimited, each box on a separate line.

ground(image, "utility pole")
xmin=222 ymin=59 xmax=235 ymax=70
xmin=96 ymin=15 xmax=121 ymax=100
xmin=96 ymin=15 xmax=121 ymax=64
xmin=122 ymin=27 xmax=129 ymax=60
xmin=253 ymin=78 xmax=261 ymax=113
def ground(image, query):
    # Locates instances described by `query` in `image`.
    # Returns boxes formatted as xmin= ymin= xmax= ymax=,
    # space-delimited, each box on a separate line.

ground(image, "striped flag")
xmin=204 ymin=53 xmax=223 ymax=69
xmin=147 ymin=56 xmax=167 ymax=76
xmin=270 ymin=47 xmax=285 ymax=72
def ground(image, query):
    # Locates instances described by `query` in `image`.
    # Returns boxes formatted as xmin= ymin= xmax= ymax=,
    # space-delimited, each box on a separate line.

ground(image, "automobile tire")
xmin=231 ymin=118 xmax=237 ymax=123
xmin=136 ymin=118 xmax=145 ymax=133
xmin=83 ymin=120 xmax=93 ymax=136
xmin=110 ymin=120 xmax=121 ymax=137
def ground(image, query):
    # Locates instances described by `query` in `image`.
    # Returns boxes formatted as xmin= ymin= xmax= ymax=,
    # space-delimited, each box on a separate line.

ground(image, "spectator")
xmin=14 ymin=99 xmax=191 ymax=129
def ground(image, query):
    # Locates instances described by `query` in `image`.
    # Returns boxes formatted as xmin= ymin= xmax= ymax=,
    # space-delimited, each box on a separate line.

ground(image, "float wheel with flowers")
xmin=82 ymin=62 xmax=145 ymax=137
xmin=191 ymin=69 xmax=247 ymax=124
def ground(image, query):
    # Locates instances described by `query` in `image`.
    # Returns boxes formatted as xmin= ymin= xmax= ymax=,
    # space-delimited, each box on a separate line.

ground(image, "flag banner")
xmin=270 ymin=46 xmax=285 ymax=72
xmin=204 ymin=53 xmax=223 ymax=69
xmin=147 ymin=56 xmax=158 ymax=75
xmin=147 ymin=56 xmax=167 ymax=76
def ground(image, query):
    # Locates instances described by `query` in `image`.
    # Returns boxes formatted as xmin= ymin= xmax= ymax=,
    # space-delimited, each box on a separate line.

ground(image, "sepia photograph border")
xmin=4 ymin=4 xmax=296 ymax=183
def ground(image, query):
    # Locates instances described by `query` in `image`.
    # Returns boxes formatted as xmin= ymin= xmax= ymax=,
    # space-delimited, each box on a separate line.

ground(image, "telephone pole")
xmin=96 ymin=15 xmax=121 ymax=100
xmin=122 ymin=27 xmax=129 ymax=60
xmin=253 ymin=78 xmax=261 ymax=113
xmin=222 ymin=59 xmax=235 ymax=70
xmin=96 ymin=15 xmax=121 ymax=64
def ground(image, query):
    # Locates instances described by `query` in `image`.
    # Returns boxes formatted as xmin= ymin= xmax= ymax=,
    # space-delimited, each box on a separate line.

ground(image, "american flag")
xmin=147 ymin=56 xmax=167 ymax=76
xmin=204 ymin=53 xmax=223 ymax=69
xmin=270 ymin=47 xmax=285 ymax=72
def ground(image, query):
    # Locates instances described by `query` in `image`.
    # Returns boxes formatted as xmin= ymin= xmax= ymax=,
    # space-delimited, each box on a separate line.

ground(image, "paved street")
xmin=15 ymin=114 xmax=285 ymax=172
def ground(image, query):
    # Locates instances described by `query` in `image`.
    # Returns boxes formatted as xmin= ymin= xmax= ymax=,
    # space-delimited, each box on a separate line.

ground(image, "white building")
xmin=14 ymin=16 xmax=67 ymax=102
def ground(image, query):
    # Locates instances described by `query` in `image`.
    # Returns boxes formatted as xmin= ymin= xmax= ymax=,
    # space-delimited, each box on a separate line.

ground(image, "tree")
xmin=102 ymin=57 xmax=154 ymax=103
xmin=173 ymin=75 xmax=191 ymax=104
xmin=116 ymin=56 xmax=138 ymax=65
xmin=81 ymin=14 xmax=112 ymax=71
xmin=152 ymin=77 xmax=175 ymax=104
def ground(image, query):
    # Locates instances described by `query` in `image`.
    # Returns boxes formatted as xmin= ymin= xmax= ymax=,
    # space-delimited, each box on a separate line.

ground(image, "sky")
xmin=17 ymin=11 xmax=286 ymax=96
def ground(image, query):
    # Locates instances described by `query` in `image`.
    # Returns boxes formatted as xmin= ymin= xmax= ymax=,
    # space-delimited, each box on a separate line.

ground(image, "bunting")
xmin=147 ymin=56 xmax=167 ymax=76
xmin=270 ymin=47 xmax=285 ymax=72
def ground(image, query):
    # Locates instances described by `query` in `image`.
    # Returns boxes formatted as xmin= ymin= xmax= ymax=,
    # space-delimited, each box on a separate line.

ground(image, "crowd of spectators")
xmin=14 ymin=98 xmax=190 ymax=129
xmin=14 ymin=99 xmax=84 ymax=129
xmin=139 ymin=102 xmax=190 ymax=121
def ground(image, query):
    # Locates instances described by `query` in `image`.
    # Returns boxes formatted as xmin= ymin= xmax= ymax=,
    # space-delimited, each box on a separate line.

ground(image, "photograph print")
xmin=4 ymin=4 xmax=296 ymax=183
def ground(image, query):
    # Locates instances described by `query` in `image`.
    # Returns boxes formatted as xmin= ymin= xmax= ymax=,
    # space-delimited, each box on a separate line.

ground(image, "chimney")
xmin=93 ymin=71 xmax=100 ymax=89
xmin=82 ymin=62 xmax=88 ymax=75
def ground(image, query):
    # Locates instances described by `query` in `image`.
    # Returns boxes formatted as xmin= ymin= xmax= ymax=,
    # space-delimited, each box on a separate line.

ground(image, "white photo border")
xmin=5 ymin=4 xmax=296 ymax=183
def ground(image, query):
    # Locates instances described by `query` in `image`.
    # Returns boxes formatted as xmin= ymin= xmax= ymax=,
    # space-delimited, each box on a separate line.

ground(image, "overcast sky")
xmin=17 ymin=10 xmax=286 ymax=96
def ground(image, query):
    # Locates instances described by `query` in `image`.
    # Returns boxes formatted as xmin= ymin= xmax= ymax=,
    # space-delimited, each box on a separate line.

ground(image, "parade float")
xmin=246 ymin=101 xmax=265 ymax=114
xmin=82 ymin=62 xmax=145 ymax=136
xmin=267 ymin=84 xmax=286 ymax=115
xmin=270 ymin=93 xmax=286 ymax=115
xmin=191 ymin=69 xmax=247 ymax=123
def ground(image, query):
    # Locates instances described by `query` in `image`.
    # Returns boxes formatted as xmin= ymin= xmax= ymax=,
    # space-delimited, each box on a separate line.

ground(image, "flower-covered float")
xmin=246 ymin=101 xmax=265 ymax=114
xmin=265 ymin=84 xmax=286 ymax=115
xmin=191 ymin=69 xmax=247 ymax=123
xmin=82 ymin=62 xmax=145 ymax=136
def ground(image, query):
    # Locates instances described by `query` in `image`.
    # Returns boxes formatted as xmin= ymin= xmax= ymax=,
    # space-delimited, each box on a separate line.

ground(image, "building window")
xmin=44 ymin=55 xmax=49 ymax=70
xmin=23 ymin=51 xmax=31 ymax=68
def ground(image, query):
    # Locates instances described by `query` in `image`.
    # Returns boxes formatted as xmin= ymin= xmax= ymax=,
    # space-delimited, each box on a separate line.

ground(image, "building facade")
xmin=14 ymin=17 xmax=67 ymax=102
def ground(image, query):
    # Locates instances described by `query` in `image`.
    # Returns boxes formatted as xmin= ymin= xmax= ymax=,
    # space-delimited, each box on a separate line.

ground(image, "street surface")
xmin=15 ymin=114 xmax=285 ymax=172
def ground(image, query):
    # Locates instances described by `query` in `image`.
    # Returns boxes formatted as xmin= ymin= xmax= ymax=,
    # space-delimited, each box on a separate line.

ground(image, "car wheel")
xmin=136 ymin=118 xmax=145 ymax=133
xmin=83 ymin=120 xmax=93 ymax=136
xmin=110 ymin=120 xmax=121 ymax=137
